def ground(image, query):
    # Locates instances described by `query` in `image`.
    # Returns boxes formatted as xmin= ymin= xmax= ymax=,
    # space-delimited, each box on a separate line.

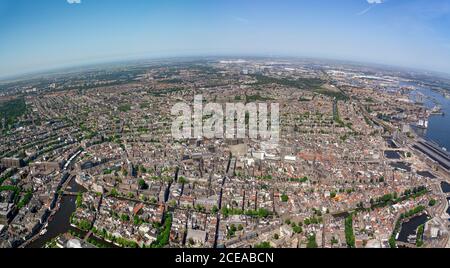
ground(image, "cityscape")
xmin=1 ymin=0 xmax=450 ymax=251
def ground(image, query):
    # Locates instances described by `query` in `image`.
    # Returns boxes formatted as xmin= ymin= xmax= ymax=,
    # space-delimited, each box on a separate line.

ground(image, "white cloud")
xmin=67 ymin=0 xmax=81 ymax=4
xmin=358 ymin=0 xmax=384 ymax=15
xmin=367 ymin=0 xmax=384 ymax=4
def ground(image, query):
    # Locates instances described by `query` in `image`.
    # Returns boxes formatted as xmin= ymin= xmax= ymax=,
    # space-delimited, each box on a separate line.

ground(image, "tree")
xmin=151 ymin=213 xmax=173 ymax=248
xmin=330 ymin=191 xmax=337 ymax=198
xmin=389 ymin=236 xmax=396 ymax=248
xmin=17 ymin=190 xmax=33 ymax=209
xmin=306 ymin=234 xmax=318 ymax=248
xmin=345 ymin=214 xmax=356 ymax=248
xmin=292 ymin=225 xmax=303 ymax=234
xmin=121 ymin=214 xmax=130 ymax=222
xmin=257 ymin=208 xmax=270 ymax=218
xmin=178 ymin=176 xmax=188 ymax=184
xmin=211 ymin=205 xmax=219 ymax=214
xmin=139 ymin=165 xmax=147 ymax=174
xmin=110 ymin=188 xmax=119 ymax=197
xmin=416 ymin=224 xmax=425 ymax=247
xmin=138 ymin=179 xmax=148 ymax=190
xmin=227 ymin=224 xmax=237 ymax=238
xmin=428 ymin=199 xmax=437 ymax=207
xmin=281 ymin=193 xmax=289 ymax=202
xmin=254 ymin=242 xmax=272 ymax=248
xmin=331 ymin=236 xmax=338 ymax=245
xmin=76 ymin=192 xmax=83 ymax=208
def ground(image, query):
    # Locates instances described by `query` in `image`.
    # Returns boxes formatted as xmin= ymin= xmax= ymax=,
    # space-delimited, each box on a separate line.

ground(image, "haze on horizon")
xmin=1 ymin=0 xmax=450 ymax=79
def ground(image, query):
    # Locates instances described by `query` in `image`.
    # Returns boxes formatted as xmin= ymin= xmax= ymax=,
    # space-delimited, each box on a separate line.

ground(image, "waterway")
xmin=397 ymin=214 xmax=429 ymax=244
xmin=441 ymin=181 xmax=450 ymax=193
xmin=26 ymin=178 xmax=86 ymax=248
xmin=447 ymin=197 xmax=450 ymax=221
xmin=384 ymin=150 xmax=402 ymax=160
xmin=406 ymin=82 xmax=450 ymax=151
xmin=389 ymin=161 xmax=411 ymax=172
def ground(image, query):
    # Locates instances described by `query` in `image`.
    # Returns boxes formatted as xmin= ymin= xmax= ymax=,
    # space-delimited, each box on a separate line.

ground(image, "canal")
xmin=26 ymin=178 xmax=86 ymax=248
xmin=447 ymin=197 xmax=450 ymax=221
xmin=397 ymin=214 xmax=429 ymax=244
xmin=384 ymin=150 xmax=402 ymax=160
xmin=441 ymin=181 xmax=450 ymax=193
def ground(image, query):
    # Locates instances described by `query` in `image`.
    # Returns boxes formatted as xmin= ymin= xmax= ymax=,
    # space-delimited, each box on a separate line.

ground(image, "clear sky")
xmin=1 ymin=0 xmax=450 ymax=78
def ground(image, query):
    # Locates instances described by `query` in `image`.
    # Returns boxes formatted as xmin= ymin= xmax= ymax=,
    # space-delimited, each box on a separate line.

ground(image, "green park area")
xmin=0 ymin=97 xmax=27 ymax=129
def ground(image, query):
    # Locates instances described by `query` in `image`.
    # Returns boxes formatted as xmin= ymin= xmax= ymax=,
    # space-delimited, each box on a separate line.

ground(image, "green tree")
xmin=121 ymin=214 xmax=130 ymax=222
xmin=254 ymin=242 xmax=272 ymax=248
xmin=138 ymin=179 xmax=148 ymax=190
xmin=428 ymin=199 xmax=437 ymax=207
xmin=306 ymin=234 xmax=318 ymax=248
xmin=76 ymin=192 xmax=83 ymax=208
xmin=345 ymin=214 xmax=356 ymax=248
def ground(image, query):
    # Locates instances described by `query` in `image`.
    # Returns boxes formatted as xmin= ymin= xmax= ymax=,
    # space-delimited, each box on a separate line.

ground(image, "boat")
xmin=407 ymin=234 xmax=417 ymax=244
xmin=40 ymin=229 xmax=47 ymax=236
xmin=430 ymin=106 xmax=444 ymax=115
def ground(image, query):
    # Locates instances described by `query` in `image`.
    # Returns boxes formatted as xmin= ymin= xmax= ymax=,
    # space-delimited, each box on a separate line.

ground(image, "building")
xmin=0 ymin=203 xmax=14 ymax=224
xmin=1 ymin=158 xmax=24 ymax=168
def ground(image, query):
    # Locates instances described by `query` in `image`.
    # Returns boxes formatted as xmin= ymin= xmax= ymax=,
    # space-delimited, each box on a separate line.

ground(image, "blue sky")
xmin=0 ymin=0 xmax=450 ymax=78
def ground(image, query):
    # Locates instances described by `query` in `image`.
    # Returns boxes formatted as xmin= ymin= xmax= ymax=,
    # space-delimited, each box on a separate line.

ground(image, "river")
xmin=26 ymin=178 xmax=86 ymax=248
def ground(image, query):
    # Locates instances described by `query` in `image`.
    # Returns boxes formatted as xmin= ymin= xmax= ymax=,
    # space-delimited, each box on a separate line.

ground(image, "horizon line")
xmin=1 ymin=53 xmax=449 ymax=83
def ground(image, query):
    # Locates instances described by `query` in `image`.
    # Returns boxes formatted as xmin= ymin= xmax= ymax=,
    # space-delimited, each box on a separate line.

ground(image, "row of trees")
xmin=416 ymin=224 xmax=425 ymax=247
xmin=306 ymin=233 xmax=318 ymax=248
xmin=254 ymin=241 xmax=272 ymax=248
xmin=76 ymin=192 xmax=83 ymax=208
xmin=150 ymin=213 xmax=173 ymax=248
xmin=368 ymin=186 xmax=428 ymax=210
xmin=344 ymin=214 xmax=355 ymax=248
xmin=288 ymin=177 xmax=308 ymax=183
xmin=91 ymin=227 xmax=138 ymax=248
xmin=17 ymin=190 xmax=32 ymax=209
xmin=0 ymin=185 xmax=20 ymax=193
xmin=221 ymin=207 xmax=271 ymax=219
